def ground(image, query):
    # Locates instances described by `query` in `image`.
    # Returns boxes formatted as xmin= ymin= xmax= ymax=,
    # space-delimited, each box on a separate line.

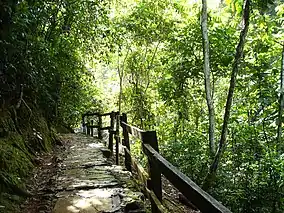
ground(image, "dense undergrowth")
xmin=0 ymin=106 xmax=57 ymax=212
xmin=97 ymin=1 xmax=284 ymax=212
xmin=0 ymin=0 xmax=108 ymax=210
xmin=1 ymin=0 xmax=284 ymax=213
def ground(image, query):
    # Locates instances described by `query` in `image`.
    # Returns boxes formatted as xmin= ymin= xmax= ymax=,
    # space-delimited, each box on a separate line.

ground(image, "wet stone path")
xmin=53 ymin=134 xmax=145 ymax=213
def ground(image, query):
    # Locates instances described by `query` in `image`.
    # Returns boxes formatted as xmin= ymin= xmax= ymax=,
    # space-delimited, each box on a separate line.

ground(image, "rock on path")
xmin=53 ymin=134 xmax=145 ymax=213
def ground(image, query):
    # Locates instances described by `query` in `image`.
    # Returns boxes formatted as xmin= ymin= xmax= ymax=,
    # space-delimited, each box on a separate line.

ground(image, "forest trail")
xmin=52 ymin=133 xmax=145 ymax=213
xmin=21 ymin=133 xmax=146 ymax=213
xmin=17 ymin=112 xmax=227 ymax=213
xmin=2 ymin=1 xmax=283 ymax=212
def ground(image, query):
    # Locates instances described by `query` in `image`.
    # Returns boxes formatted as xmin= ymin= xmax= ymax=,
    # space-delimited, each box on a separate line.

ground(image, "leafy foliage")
xmin=0 ymin=0 xmax=110 ymax=207
xmin=1 ymin=0 xmax=284 ymax=212
xmin=106 ymin=1 xmax=284 ymax=212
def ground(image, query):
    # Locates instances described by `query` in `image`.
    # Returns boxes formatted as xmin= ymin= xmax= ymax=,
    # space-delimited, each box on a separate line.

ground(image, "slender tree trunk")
xmin=201 ymin=0 xmax=216 ymax=155
xmin=0 ymin=0 xmax=17 ymax=40
xmin=202 ymin=0 xmax=250 ymax=190
xmin=118 ymin=75 xmax=123 ymax=113
xmin=118 ymin=47 xmax=130 ymax=113
xmin=118 ymin=52 xmax=122 ymax=113
xmin=277 ymin=45 xmax=284 ymax=145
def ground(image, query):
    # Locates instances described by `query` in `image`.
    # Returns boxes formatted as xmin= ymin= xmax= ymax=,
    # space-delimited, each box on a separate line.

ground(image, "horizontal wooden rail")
xmin=124 ymin=147 xmax=169 ymax=213
xmin=101 ymin=126 xmax=111 ymax=130
xmin=88 ymin=125 xmax=100 ymax=128
xmin=120 ymin=113 xmax=232 ymax=213
xmin=83 ymin=112 xmax=100 ymax=116
xmin=83 ymin=112 xmax=232 ymax=213
xmin=100 ymin=112 xmax=113 ymax=116
xmin=143 ymin=144 xmax=231 ymax=213
xmin=83 ymin=112 xmax=119 ymax=117
xmin=120 ymin=121 xmax=145 ymax=140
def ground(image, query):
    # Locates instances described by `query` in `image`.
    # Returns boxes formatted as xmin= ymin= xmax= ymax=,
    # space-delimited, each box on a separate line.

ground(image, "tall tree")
xmin=202 ymin=0 xmax=251 ymax=190
xmin=201 ymin=0 xmax=216 ymax=155
xmin=277 ymin=44 xmax=284 ymax=145
xmin=118 ymin=47 xmax=130 ymax=113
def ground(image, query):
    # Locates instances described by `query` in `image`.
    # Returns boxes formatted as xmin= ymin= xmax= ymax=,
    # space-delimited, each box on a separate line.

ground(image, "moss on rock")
xmin=0 ymin=108 xmax=58 ymax=211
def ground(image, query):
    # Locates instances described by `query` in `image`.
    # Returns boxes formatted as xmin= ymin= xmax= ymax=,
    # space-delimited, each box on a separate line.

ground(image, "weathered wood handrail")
xmin=120 ymin=113 xmax=232 ymax=213
xmin=83 ymin=112 xmax=113 ymax=117
xmin=143 ymin=144 xmax=231 ymax=213
xmin=83 ymin=111 xmax=120 ymax=164
xmin=120 ymin=121 xmax=145 ymax=140
xmin=82 ymin=111 xmax=232 ymax=213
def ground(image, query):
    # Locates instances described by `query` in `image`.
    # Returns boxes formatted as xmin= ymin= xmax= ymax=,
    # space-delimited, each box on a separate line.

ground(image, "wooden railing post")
xmin=142 ymin=131 xmax=162 ymax=213
xmin=86 ymin=122 xmax=90 ymax=135
xmin=121 ymin=113 xmax=131 ymax=172
xmin=82 ymin=115 xmax=86 ymax=134
xmin=108 ymin=112 xmax=115 ymax=155
xmin=98 ymin=114 xmax=102 ymax=139
xmin=115 ymin=113 xmax=120 ymax=165
xmin=82 ymin=111 xmax=232 ymax=213
xmin=90 ymin=120 xmax=94 ymax=137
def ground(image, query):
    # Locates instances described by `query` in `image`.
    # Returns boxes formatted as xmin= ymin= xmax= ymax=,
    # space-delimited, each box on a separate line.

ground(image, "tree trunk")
xmin=0 ymin=0 xmax=17 ymax=40
xmin=277 ymin=45 xmax=284 ymax=145
xmin=118 ymin=52 xmax=122 ymax=113
xmin=118 ymin=47 xmax=130 ymax=113
xmin=202 ymin=0 xmax=250 ymax=190
xmin=201 ymin=0 xmax=216 ymax=155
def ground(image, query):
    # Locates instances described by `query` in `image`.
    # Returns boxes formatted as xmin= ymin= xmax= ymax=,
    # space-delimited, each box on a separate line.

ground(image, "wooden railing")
xmin=83 ymin=112 xmax=232 ymax=213
xmin=120 ymin=113 xmax=232 ymax=213
xmin=82 ymin=111 xmax=120 ymax=164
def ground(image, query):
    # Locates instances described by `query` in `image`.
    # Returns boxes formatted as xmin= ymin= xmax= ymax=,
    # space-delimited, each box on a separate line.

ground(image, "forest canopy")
xmin=1 ymin=0 xmax=284 ymax=212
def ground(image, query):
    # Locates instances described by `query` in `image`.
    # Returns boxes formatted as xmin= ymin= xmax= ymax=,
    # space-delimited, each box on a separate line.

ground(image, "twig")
xmin=15 ymin=84 xmax=23 ymax=109
xmin=22 ymin=98 xmax=32 ymax=120
xmin=273 ymin=39 xmax=284 ymax=47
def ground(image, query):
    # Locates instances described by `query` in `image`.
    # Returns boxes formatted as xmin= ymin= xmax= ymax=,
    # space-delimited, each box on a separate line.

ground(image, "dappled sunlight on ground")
xmin=52 ymin=134 xmax=144 ymax=213
xmin=87 ymin=143 xmax=104 ymax=149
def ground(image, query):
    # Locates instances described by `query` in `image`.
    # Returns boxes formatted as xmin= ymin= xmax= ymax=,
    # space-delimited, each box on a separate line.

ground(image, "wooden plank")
xmin=120 ymin=121 xmax=145 ymax=140
xmin=142 ymin=131 xmax=162 ymax=213
xmin=84 ymin=112 xmax=113 ymax=117
xmin=83 ymin=112 xmax=99 ymax=116
xmin=108 ymin=131 xmax=113 ymax=155
xmin=124 ymin=147 xmax=148 ymax=186
xmin=101 ymin=126 xmax=111 ymax=130
xmin=82 ymin=115 xmax=86 ymax=134
xmin=88 ymin=125 xmax=100 ymax=128
xmin=146 ymin=189 xmax=169 ymax=213
xmin=91 ymin=120 xmax=94 ymax=137
xmin=142 ymin=131 xmax=162 ymax=201
xmin=143 ymin=144 xmax=232 ymax=213
xmin=108 ymin=112 xmax=115 ymax=156
xmin=100 ymin=112 xmax=113 ymax=116
xmin=86 ymin=122 xmax=90 ymax=135
xmin=115 ymin=113 xmax=120 ymax=165
xmin=121 ymin=113 xmax=131 ymax=172
xmin=124 ymin=147 xmax=167 ymax=213
xmin=98 ymin=116 xmax=102 ymax=139
xmin=115 ymin=135 xmax=120 ymax=165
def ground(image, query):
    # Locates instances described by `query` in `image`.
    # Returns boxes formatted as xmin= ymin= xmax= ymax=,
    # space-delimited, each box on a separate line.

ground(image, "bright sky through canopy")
xmin=188 ymin=0 xmax=221 ymax=8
